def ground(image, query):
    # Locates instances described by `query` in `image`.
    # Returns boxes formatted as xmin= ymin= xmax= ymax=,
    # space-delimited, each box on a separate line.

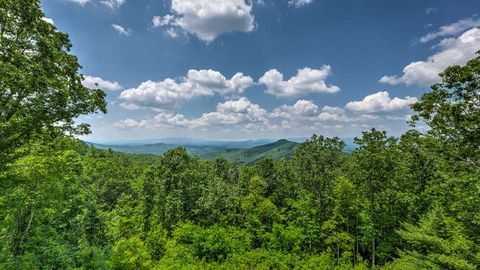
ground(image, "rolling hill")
xmin=198 ymin=139 xmax=299 ymax=165
xmin=87 ymin=139 xmax=299 ymax=165
xmin=87 ymin=142 xmax=226 ymax=156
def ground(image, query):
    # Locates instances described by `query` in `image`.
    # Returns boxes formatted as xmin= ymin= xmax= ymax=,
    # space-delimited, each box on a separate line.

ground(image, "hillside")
xmin=198 ymin=139 xmax=299 ymax=165
xmin=88 ymin=142 xmax=227 ymax=156
xmin=88 ymin=139 xmax=299 ymax=165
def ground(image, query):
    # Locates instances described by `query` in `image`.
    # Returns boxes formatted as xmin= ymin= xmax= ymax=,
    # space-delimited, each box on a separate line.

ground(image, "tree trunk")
xmin=371 ymin=229 xmax=375 ymax=269
xmin=336 ymin=242 xmax=340 ymax=264
xmin=354 ymin=210 xmax=359 ymax=266
xmin=371 ymin=198 xmax=376 ymax=269
xmin=17 ymin=203 xmax=35 ymax=255
xmin=369 ymin=177 xmax=376 ymax=269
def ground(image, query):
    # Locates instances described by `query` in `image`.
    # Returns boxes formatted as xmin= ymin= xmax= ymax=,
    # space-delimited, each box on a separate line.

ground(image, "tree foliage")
xmin=0 ymin=0 xmax=106 ymax=161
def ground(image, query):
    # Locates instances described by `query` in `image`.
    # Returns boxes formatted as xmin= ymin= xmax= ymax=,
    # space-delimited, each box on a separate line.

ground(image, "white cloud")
xmin=114 ymin=118 xmax=143 ymax=128
xmin=67 ymin=0 xmax=90 ymax=6
xmin=380 ymin=28 xmax=480 ymax=86
xmin=113 ymin=93 xmax=417 ymax=138
xmin=420 ymin=17 xmax=480 ymax=43
xmin=317 ymin=106 xmax=350 ymax=122
xmin=82 ymin=76 xmax=122 ymax=91
xmin=114 ymin=97 xmax=267 ymax=129
xmin=153 ymin=0 xmax=255 ymax=42
xmin=119 ymin=80 xmax=205 ymax=110
xmin=152 ymin=15 xmax=175 ymax=27
xmin=114 ymin=112 xmax=191 ymax=129
xmin=271 ymin=101 xmax=369 ymax=124
xmin=227 ymin=73 xmax=255 ymax=95
xmin=217 ymin=97 xmax=257 ymax=113
xmin=196 ymin=97 xmax=268 ymax=126
xmin=101 ymin=0 xmax=125 ymax=9
xmin=259 ymin=66 xmax=340 ymax=97
xmin=271 ymin=100 xmax=319 ymax=118
xmin=165 ymin=28 xmax=179 ymax=38
xmin=288 ymin=0 xmax=314 ymax=8
xmin=41 ymin=17 xmax=54 ymax=25
xmin=153 ymin=16 xmax=180 ymax=38
xmin=112 ymin=24 xmax=131 ymax=36
xmin=271 ymin=101 xmax=351 ymax=125
xmin=119 ymin=70 xmax=253 ymax=110
xmin=346 ymin=91 xmax=417 ymax=113
xmin=270 ymin=95 xmax=408 ymax=129
xmin=66 ymin=0 xmax=124 ymax=8
xmin=270 ymin=101 xmax=380 ymax=132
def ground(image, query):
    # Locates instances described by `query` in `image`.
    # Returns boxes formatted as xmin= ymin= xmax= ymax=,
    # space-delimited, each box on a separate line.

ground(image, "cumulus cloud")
xmin=420 ymin=17 xmax=480 ymax=43
xmin=119 ymin=70 xmax=253 ymax=110
xmin=82 ymin=75 xmax=122 ymax=91
xmin=114 ymin=112 xmax=191 ymax=129
xmin=259 ymin=66 xmax=340 ymax=97
xmin=117 ymin=93 xmax=414 ymax=130
xmin=317 ymin=106 xmax=350 ymax=122
xmin=115 ymin=97 xmax=267 ymax=129
xmin=196 ymin=97 xmax=268 ymax=126
xmin=380 ymin=28 xmax=480 ymax=86
xmin=271 ymin=100 xmax=319 ymax=118
xmin=346 ymin=91 xmax=417 ymax=113
xmin=112 ymin=24 xmax=131 ymax=36
xmin=271 ymin=101 xmax=352 ymax=123
xmin=114 ymin=92 xmax=417 ymax=138
xmin=269 ymin=100 xmax=386 ymax=133
xmin=271 ymin=100 xmax=380 ymax=125
xmin=288 ymin=0 xmax=314 ymax=8
xmin=152 ymin=0 xmax=255 ymax=42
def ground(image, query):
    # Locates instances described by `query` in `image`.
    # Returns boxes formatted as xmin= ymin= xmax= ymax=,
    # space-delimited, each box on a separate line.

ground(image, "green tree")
xmin=411 ymin=52 xmax=480 ymax=168
xmin=350 ymin=129 xmax=397 ymax=267
xmin=325 ymin=176 xmax=363 ymax=266
xmin=109 ymin=237 xmax=152 ymax=270
xmin=293 ymin=135 xmax=345 ymax=230
xmin=385 ymin=206 xmax=478 ymax=270
xmin=0 ymin=0 xmax=106 ymax=162
xmin=410 ymin=51 xmax=480 ymax=246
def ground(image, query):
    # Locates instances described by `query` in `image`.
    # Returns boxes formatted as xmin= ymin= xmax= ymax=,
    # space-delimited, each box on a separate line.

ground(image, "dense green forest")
xmin=1 ymin=1 xmax=479 ymax=269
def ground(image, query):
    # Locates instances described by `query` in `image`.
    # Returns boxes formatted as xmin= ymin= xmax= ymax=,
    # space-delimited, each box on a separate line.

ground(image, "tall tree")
xmin=350 ymin=129 xmax=396 ymax=268
xmin=293 ymin=135 xmax=345 ymax=226
xmin=0 ymin=0 xmax=106 ymax=161
xmin=411 ymin=51 xmax=480 ymax=245
xmin=411 ymin=52 xmax=480 ymax=168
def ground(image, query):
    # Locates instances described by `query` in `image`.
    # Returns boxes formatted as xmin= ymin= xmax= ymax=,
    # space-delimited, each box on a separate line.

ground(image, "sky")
xmin=41 ymin=0 xmax=480 ymax=142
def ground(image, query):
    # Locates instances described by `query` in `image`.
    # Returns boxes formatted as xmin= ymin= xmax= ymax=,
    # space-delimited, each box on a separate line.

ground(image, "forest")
xmin=1 ymin=1 xmax=479 ymax=269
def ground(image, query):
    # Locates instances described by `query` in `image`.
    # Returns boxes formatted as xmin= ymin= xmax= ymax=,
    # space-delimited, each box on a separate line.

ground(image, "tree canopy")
xmin=0 ymin=0 xmax=106 ymax=160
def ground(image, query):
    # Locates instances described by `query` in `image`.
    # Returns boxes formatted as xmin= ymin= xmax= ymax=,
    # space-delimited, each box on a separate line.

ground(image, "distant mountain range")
xmin=86 ymin=137 xmax=357 ymax=165
xmin=88 ymin=141 xmax=224 ymax=156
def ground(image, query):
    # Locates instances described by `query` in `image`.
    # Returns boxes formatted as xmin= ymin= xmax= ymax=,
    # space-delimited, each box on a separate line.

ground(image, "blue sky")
xmin=41 ymin=0 xmax=480 ymax=142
